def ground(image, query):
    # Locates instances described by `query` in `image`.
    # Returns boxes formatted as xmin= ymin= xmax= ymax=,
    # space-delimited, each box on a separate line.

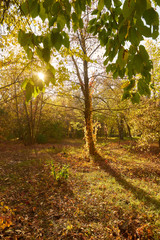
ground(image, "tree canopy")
xmin=1 ymin=0 xmax=160 ymax=102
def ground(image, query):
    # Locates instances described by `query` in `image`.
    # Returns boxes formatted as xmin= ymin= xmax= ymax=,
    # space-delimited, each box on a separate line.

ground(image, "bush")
xmin=50 ymin=162 xmax=69 ymax=182
xmin=36 ymin=133 xmax=48 ymax=144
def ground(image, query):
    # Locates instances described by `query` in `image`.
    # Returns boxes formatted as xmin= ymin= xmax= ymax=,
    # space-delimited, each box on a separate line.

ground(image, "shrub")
xmin=50 ymin=162 xmax=69 ymax=182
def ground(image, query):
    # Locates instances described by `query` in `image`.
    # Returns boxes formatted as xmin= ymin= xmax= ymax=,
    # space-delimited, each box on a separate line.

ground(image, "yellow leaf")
xmin=121 ymin=80 xmax=130 ymax=89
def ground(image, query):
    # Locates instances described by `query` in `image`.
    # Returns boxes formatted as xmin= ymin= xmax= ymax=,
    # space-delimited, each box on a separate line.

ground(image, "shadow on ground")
xmin=93 ymin=153 xmax=160 ymax=210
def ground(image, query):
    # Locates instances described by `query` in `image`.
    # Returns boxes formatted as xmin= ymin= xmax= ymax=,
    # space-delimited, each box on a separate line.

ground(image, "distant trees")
xmin=0 ymin=38 xmax=84 ymax=144
xmin=128 ymin=40 xmax=160 ymax=148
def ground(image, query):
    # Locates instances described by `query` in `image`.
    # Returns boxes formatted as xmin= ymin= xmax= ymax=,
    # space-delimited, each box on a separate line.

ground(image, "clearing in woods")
xmin=0 ymin=139 xmax=160 ymax=239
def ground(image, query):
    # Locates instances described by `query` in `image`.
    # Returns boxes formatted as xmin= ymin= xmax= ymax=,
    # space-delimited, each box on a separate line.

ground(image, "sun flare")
xmin=37 ymin=72 xmax=45 ymax=81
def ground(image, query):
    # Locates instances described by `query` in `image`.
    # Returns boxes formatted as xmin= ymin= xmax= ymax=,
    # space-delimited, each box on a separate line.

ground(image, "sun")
xmin=37 ymin=72 xmax=45 ymax=81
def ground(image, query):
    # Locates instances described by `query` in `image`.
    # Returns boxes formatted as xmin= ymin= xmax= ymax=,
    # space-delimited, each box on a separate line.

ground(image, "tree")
xmin=92 ymin=73 xmax=133 ymax=140
xmin=128 ymin=40 xmax=160 ymax=148
xmin=1 ymin=0 xmax=160 ymax=154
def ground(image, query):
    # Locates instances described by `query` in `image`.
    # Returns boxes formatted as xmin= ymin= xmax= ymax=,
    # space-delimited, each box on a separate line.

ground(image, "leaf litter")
xmin=0 ymin=140 xmax=160 ymax=239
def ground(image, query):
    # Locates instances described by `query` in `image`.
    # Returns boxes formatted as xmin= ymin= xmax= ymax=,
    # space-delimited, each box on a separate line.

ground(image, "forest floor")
xmin=0 ymin=139 xmax=160 ymax=240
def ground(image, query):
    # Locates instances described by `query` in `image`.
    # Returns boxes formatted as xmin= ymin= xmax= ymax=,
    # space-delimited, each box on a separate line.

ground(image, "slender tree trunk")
xmin=14 ymin=81 xmax=23 ymax=139
xmin=36 ymin=93 xmax=44 ymax=137
xmin=124 ymin=116 xmax=132 ymax=139
xmin=24 ymin=101 xmax=32 ymax=145
xmin=117 ymin=116 xmax=124 ymax=140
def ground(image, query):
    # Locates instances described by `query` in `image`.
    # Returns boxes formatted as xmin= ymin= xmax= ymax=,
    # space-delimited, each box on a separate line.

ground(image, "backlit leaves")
xmin=143 ymin=8 xmax=159 ymax=26
xmin=20 ymin=0 xmax=40 ymax=18
xmin=16 ymin=0 xmax=160 ymax=102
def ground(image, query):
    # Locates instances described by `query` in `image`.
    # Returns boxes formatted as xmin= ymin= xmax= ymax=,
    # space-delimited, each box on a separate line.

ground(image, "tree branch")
xmin=71 ymin=55 xmax=85 ymax=96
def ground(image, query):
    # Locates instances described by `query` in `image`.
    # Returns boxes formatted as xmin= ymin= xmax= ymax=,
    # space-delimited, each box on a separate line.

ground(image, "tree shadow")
xmin=93 ymin=153 xmax=160 ymax=210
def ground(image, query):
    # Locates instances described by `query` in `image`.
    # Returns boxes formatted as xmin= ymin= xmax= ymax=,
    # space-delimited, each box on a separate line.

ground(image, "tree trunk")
xmin=124 ymin=116 xmax=132 ymax=139
xmin=117 ymin=116 xmax=124 ymax=140
xmin=71 ymin=29 xmax=98 ymax=155
xmin=126 ymin=123 xmax=132 ymax=139
xmin=84 ymin=88 xmax=96 ymax=155
xmin=24 ymin=101 xmax=33 ymax=145
xmin=83 ymin=52 xmax=97 ymax=155
xmin=14 ymin=80 xmax=23 ymax=139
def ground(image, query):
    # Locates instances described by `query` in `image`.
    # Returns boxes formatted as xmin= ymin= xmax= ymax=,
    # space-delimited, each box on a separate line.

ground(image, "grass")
xmin=0 ymin=140 xmax=160 ymax=239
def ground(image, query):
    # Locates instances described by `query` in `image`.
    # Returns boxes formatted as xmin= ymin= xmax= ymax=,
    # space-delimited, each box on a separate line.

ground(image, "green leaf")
xmin=109 ymin=46 xmax=118 ymax=61
xmin=33 ymin=87 xmax=40 ymax=98
xmin=26 ymin=47 xmax=33 ymax=60
xmin=131 ymin=92 xmax=140 ymax=103
xmin=87 ymin=0 xmax=91 ymax=6
xmin=113 ymin=0 xmax=122 ymax=7
xmin=152 ymin=25 xmax=159 ymax=39
xmin=45 ymin=69 xmax=56 ymax=85
xmin=25 ymin=82 xmax=34 ymax=102
xmin=103 ymin=57 xmax=109 ymax=66
xmin=32 ymin=34 xmax=40 ymax=46
xmin=98 ymin=29 xmax=108 ymax=46
xmin=36 ymin=47 xmax=43 ymax=60
xmin=91 ymin=9 xmax=99 ymax=15
xmin=51 ymin=31 xmax=63 ymax=51
xmin=43 ymin=35 xmax=51 ymax=49
xmin=42 ymin=48 xmax=50 ymax=62
xmin=51 ymin=2 xmax=61 ymax=15
xmin=36 ymin=80 xmax=44 ymax=91
xmin=129 ymin=45 xmax=137 ymax=55
xmin=105 ymin=38 xmax=114 ymax=56
xmin=98 ymin=0 xmax=104 ymax=12
xmin=79 ymin=0 xmax=86 ymax=11
xmin=104 ymin=0 xmax=111 ymax=9
xmin=89 ymin=18 xmax=97 ymax=26
xmin=154 ymin=0 xmax=160 ymax=6
xmin=21 ymin=78 xmax=28 ymax=89
xmin=18 ymin=30 xmax=31 ymax=47
xmin=129 ymin=27 xmax=142 ymax=46
xmin=20 ymin=1 xmax=29 ymax=15
xmin=62 ymin=32 xmax=70 ymax=48
xmin=43 ymin=0 xmax=53 ymax=13
xmin=63 ymin=0 xmax=71 ymax=14
xmin=47 ymin=63 xmax=56 ymax=75
xmin=124 ymin=79 xmax=135 ymax=91
xmin=57 ymin=14 xmax=66 ymax=30
xmin=119 ymin=25 xmax=128 ymax=42
xmin=30 ymin=0 xmax=40 ymax=18
xmin=138 ymin=78 xmax=150 ymax=96
xmin=122 ymin=0 xmax=135 ymax=19
xmin=112 ymin=70 xmax=118 ymax=79
xmin=137 ymin=24 xmax=151 ymax=38
xmin=135 ymin=0 xmax=147 ymax=16
xmin=72 ymin=12 xmax=79 ymax=23
xmin=72 ymin=12 xmax=79 ymax=31
xmin=79 ymin=18 xmax=84 ymax=28
xmin=39 ymin=3 xmax=47 ymax=21
xmin=74 ymin=0 xmax=82 ymax=15
xmin=122 ymin=91 xmax=131 ymax=100
xmin=139 ymin=45 xmax=149 ymax=61
xmin=133 ymin=54 xmax=143 ymax=73
xmin=143 ymin=8 xmax=159 ymax=25
xmin=49 ymin=16 xmax=57 ymax=27
xmin=117 ymin=47 xmax=127 ymax=69
xmin=36 ymin=47 xmax=50 ymax=62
